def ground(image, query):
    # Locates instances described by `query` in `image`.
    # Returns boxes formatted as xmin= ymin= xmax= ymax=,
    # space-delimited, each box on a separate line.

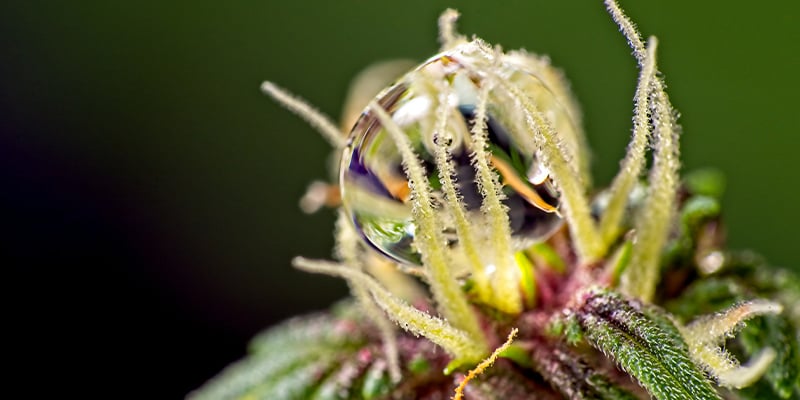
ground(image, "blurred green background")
xmin=2 ymin=0 xmax=797 ymax=396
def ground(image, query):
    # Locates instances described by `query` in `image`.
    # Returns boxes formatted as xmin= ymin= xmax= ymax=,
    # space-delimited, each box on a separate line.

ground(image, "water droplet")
xmin=340 ymin=48 xmax=577 ymax=265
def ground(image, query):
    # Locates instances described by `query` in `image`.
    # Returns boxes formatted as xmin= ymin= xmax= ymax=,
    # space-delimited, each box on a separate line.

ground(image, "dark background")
xmin=2 ymin=0 xmax=797 ymax=397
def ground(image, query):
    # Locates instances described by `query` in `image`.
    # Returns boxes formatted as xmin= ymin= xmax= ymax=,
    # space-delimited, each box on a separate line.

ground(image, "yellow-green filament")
xmin=368 ymin=100 xmax=488 ymax=346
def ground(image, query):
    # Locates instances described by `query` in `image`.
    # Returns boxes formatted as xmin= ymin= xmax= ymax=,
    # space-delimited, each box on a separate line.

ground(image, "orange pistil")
xmin=452 ymin=328 xmax=518 ymax=400
xmin=385 ymin=176 xmax=412 ymax=201
xmin=490 ymin=156 xmax=558 ymax=214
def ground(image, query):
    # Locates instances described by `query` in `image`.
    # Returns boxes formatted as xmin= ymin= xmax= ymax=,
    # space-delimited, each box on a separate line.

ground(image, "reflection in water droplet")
xmin=340 ymin=49 xmax=579 ymax=265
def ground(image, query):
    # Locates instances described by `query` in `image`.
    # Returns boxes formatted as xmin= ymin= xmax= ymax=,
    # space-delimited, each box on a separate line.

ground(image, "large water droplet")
xmin=340 ymin=49 xmax=577 ymax=265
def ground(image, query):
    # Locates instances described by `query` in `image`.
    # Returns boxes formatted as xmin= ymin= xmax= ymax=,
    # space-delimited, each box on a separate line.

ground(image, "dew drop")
xmin=340 ymin=47 xmax=578 ymax=265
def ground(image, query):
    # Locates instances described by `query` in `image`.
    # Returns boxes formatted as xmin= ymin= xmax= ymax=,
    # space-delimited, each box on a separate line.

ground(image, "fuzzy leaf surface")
xmin=577 ymin=289 xmax=721 ymax=400
xmin=189 ymin=308 xmax=389 ymax=400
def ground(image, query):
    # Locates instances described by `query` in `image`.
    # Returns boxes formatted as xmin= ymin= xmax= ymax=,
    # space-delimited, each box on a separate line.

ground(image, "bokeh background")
xmin=2 ymin=0 xmax=797 ymax=397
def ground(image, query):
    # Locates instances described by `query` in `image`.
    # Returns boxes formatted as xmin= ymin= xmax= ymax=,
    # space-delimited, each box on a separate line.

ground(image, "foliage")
xmin=191 ymin=1 xmax=800 ymax=399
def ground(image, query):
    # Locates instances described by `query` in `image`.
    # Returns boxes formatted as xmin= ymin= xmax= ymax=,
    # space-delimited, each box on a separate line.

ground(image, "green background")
xmin=3 ymin=0 xmax=797 ymax=396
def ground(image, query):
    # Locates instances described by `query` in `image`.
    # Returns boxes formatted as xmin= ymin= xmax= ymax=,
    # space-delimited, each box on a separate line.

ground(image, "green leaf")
xmin=736 ymin=377 xmax=800 ymax=400
xmin=526 ymin=242 xmax=566 ymax=274
xmin=679 ymin=196 xmax=720 ymax=243
xmin=189 ymin=311 xmax=372 ymax=400
xmin=529 ymin=338 xmax=639 ymax=400
xmin=248 ymin=306 xmax=366 ymax=354
xmin=665 ymin=277 xmax=742 ymax=319
xmin=577 ymin=289 xmax=721 ymax=400
xmin=661 ymin=194 xmax=721 ymax=271
xmin=587 ymin=375 xmax=641 ymax=400
xmin=745 ymin=268 xmax=800 ymax=328
xmin=683 ymin=169 xmax=726 ymax=199
xmin=360 ymin=361 xmax=392 ymax=399
xmin=739 ymin=315 xmax=800 ymax=398
xmin=667 ymin=274 xmax=800 ymax=396
xmin=607 ymin=239 xmax=633 ymax=287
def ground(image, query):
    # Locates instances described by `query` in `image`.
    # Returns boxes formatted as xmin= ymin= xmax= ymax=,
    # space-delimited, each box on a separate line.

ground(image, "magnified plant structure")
xmin=191 ymin=1 xmax=799 ymax=399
